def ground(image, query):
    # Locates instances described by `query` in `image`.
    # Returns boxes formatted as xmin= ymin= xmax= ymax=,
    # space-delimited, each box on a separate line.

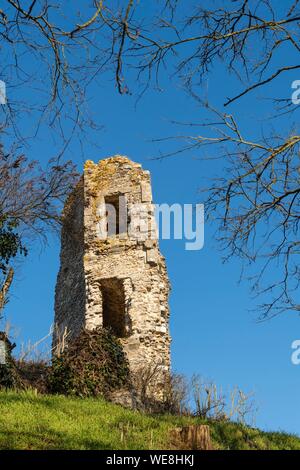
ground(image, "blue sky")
xmin=2 ymin=0 xmax=300 ymax=435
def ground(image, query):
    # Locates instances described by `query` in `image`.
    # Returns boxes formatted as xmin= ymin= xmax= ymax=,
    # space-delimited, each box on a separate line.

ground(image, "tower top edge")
xmin=84 ymin=155 xmax=143 ymax=171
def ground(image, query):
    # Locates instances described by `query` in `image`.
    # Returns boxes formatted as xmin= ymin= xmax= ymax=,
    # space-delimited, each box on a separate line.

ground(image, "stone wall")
xmin=54 ymin=179 xmax=86 ymax=346
xmin=54 ymin=156 xmax=171 ymax=383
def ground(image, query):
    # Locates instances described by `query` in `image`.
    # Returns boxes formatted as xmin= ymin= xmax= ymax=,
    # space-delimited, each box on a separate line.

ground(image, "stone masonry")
xmin=53 ymin=156 xmax=171 ymax=379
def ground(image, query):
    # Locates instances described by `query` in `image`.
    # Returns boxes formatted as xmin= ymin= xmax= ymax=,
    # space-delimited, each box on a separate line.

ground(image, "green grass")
xmin=0 ymin=390 xmax=299 ymax=450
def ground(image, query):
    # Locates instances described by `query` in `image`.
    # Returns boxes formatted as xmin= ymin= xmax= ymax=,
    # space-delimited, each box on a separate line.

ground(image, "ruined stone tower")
xmin=54 ymin=156 xmax=171 ymax=377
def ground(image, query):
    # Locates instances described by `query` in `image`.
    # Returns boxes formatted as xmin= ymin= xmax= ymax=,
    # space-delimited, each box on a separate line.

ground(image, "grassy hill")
xmin=0 ymin=390 xmax=299 ymax=450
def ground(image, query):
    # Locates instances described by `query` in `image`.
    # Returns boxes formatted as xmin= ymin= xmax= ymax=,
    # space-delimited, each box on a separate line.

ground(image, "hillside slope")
xmin=0 ymin=390 xmax=299 ymax=450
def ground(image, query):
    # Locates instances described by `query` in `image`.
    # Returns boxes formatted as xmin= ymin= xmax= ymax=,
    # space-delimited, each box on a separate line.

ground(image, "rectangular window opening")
xmin=101 ymin=278 xmax=129 ymax=338
xmin=105 ymin=194 xmax=127 ymax=236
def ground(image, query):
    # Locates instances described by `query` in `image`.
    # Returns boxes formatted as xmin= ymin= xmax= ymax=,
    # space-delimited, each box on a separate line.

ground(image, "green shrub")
xmin=16 ymin=360 xmax=49 ymax=393
xmin=48 ymin=328 xmax=130 ymax=397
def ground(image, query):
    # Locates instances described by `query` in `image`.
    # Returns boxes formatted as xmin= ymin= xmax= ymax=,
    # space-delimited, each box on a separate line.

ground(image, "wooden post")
xmin=170 ymin=424 xmax=212 ymax=450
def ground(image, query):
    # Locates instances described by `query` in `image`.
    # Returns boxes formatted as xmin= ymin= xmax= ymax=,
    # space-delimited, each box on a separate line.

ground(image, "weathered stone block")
xmin=140 ymin=182 xmax=152 ymax=203
xmin=146 ymin=249 xmax=158 ymax=265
